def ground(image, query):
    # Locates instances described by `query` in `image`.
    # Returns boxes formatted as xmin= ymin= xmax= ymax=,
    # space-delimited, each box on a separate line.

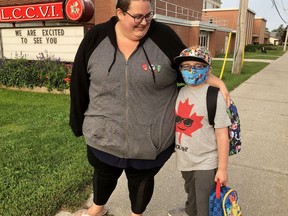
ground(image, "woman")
xmin=69 ymin=0 xmax=229 ymax=216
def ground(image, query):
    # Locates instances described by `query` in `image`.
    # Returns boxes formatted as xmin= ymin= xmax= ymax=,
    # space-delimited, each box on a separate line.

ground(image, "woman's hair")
xmin=116 ymin=0 xmax=152 ymax=11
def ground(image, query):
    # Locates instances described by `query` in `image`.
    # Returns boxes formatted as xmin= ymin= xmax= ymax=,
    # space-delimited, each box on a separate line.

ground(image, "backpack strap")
xmin=206 ymin=86 xmax=219 ymax=126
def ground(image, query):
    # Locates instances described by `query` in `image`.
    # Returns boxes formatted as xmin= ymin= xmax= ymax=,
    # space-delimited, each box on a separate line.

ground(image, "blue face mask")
xmin=180 ymin=65 xmax=210 ymax=86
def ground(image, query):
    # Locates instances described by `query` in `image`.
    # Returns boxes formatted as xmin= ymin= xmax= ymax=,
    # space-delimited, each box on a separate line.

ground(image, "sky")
xmin=221 ymin=0 xmax=288 ymax=31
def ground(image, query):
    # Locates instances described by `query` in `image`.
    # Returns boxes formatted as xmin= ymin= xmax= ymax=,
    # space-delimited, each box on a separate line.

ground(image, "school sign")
xmin=0 ymin=0 xmax=94 ymax=61
xmin=0 ymin=0 xmax=94 ymax=23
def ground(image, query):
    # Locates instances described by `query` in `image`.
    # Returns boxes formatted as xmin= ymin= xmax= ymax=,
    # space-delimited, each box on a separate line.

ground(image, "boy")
xmin=168 ymin=46 xmax=231 ymax=216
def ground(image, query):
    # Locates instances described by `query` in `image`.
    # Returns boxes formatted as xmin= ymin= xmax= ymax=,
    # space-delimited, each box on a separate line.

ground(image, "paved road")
xmin=56 ymin=52 xmax=288 ymax=216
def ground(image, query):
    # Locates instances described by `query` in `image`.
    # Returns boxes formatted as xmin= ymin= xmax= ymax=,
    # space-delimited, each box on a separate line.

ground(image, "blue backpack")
xmin=206 ymin=86 xmax=241 ymax=156
xmin=209 ymin=180 xmax=242 ymax=216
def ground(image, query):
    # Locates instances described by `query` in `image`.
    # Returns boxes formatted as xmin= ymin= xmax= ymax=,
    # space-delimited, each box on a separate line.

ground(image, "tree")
xmin=271 ymin=24 xmax=285 ymax=38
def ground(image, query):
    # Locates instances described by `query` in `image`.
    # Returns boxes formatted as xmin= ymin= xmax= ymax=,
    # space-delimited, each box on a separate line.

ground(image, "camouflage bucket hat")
xmin=174 ymin=46 xmax=212 ymax=66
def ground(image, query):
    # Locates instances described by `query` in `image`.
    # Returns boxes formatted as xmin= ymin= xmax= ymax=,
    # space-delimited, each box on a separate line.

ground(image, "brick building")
xmin=0 ymin=0 xmax=231 ymax=61
xmin=204 ymin=7 xmax=270 ymax=52
xmin=253 ymin=17 xmax=270 ymax=44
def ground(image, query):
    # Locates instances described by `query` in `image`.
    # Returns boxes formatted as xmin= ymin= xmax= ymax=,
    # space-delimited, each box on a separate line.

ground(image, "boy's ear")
xmin=208 ymin=66 xmax=212 ymax=74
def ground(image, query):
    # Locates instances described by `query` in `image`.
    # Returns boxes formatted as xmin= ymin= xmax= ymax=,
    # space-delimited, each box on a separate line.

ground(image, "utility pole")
xmin=232 ymin=0 xmax=249 ymax=75
xmin=283 ymin=25 xmax=288 ymax=51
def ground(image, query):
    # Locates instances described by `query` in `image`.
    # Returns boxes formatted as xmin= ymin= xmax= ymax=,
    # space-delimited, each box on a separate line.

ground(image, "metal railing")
xmin=154 ymin=0 xmax=228 ymax=28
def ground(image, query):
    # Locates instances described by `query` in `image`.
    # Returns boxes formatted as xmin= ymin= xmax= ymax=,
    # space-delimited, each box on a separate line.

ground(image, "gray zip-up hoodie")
xmin=69 ymin=17 xmax=186 ymax=160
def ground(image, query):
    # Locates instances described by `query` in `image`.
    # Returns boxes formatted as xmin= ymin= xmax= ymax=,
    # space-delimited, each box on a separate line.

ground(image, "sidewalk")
xmin=56 ymin=52 xmax=288 ymax=216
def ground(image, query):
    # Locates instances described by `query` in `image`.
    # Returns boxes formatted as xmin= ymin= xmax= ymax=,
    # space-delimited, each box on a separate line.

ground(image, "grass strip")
xmin=212 ymin=61 xmax=269 ymax=91
xmin=0 ymin=90 xmax=92 ymax=216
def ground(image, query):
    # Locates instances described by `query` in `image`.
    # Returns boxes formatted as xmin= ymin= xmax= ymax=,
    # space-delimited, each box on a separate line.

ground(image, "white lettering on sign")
xmin=0 ymin=3 xmax=64 ymax=22
xmin=26 ymin=7 xmax=37 ymax=19
xmin=39 ymin=6 xmax=50 ymax=17
xmin=12 ymin=8 xmax=21 ymax=19
xmin=2 ymin=26 xmax=84 ymax=62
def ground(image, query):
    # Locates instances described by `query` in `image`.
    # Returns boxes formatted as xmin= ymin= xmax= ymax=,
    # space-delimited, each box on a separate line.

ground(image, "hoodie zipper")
xmin=125 ymin=61 xmax=129 ymax=153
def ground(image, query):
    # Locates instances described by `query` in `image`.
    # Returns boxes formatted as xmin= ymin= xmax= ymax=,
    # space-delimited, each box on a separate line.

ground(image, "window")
xmin=199 ymin=31 xmax=209 ymax=49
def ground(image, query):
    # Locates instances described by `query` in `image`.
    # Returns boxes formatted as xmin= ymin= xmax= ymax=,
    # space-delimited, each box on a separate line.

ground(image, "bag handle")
xmin=216 ymin=179 xmax=221 ymax=199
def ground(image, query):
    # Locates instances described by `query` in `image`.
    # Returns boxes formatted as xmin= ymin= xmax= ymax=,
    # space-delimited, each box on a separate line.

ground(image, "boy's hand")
xmin=205 ymin=72 xmax=230 ymax=107
xmin=215 ymin=169 xmax=228 ymax=186
xmin=218 ymin=83 xmax=231 ymax=107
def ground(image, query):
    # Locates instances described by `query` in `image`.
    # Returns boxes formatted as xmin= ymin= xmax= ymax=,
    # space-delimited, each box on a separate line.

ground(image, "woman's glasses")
xmin=124 ymin=11 xmax=154 ymax=24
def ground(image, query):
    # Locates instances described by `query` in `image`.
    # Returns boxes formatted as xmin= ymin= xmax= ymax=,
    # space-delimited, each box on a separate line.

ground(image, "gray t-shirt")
xmin=175 ymin=84 xmax=231 ymax=171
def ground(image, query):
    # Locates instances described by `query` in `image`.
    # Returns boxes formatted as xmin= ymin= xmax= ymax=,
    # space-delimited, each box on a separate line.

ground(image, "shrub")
xmin=245 ymin=44 xmax=257 ymax=52
xmin=0 ymin=54 xmax=72 ymax=92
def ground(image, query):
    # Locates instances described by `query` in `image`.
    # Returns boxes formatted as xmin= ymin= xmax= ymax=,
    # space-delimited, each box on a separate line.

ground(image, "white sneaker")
xmin=168 ymin=208 xmax=189 ymax=216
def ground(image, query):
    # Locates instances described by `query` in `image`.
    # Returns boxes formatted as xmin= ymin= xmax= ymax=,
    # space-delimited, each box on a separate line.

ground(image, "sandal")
xmin=80 ymin=209 xmax=108 ymax=216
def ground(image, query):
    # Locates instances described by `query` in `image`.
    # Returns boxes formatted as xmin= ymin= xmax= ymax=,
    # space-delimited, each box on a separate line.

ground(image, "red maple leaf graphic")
xmin=175 ymin=98 xmax=204 ymax=144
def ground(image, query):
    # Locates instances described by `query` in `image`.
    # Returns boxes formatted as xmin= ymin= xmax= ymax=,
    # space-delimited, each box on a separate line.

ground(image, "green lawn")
xmin=211 ymin=61 xmax=269 ymax=91
xmin=216 ymin=45 xmax=285 ymax=60
xmin=0 ymin=90 xmax=92 ymax=216
xmin=0 ymin=58 xmax=275 ymax=215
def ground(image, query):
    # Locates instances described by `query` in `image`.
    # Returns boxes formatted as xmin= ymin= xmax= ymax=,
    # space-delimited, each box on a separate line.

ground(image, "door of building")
xmin=199 ymin=31 xmax=209 ymax=49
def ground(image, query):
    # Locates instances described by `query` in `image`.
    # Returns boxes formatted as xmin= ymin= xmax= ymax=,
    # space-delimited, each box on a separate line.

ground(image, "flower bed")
xmin=0 ymin=56 xmax=72 ymax=92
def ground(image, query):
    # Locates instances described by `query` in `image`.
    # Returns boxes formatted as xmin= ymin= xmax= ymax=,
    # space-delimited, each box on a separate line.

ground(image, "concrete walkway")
xmin=56 ymin=52 xmax=288 ymax=216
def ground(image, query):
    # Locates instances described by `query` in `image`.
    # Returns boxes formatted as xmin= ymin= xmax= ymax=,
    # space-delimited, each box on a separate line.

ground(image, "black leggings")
xmin=87 ymin=147 xmax=162 ymax=214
